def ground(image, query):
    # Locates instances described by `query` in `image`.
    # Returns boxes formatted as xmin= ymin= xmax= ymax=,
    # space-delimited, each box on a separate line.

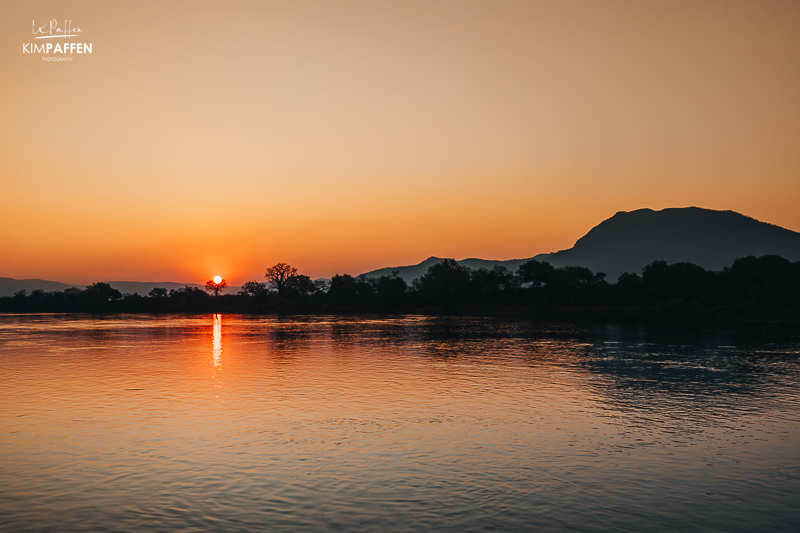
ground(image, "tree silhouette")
xmin=375 ymin=271 xmax=408 ymax=307
xmin=205 ymin=278 xmax=228 ymax=296
xmin=328 ymin=274 xmax=373 ymax=306
xmin=285 ymin=274 xmax=316 ymax=297
xmin=614 ymin=272 xmax=642 ymax=305
xmin=471 ymin=266 xmax=517 ymax=304
xmin=518 ymin=260 xmax=555 ymax=288
xmin=239 ymin=280 xmax=268 ymax=298
xmin=415 ymin=258 xmax=472 ymax=305
xmin=265 ymin=262 xmax=298 ymax=295
xmin=81 ymin=282 xmax=123 ymax=310
xmin=84 ymin=282 xmax=122 ymax=300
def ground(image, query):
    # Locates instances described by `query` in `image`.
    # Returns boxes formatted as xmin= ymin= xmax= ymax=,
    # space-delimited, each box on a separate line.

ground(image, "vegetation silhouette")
xmin=238 ymin=280 xmax=268 ymax=298
xmin=358 ymin=207 xmax=800 ymax=284
xmin=414 ymin=259 xmax=472 ymax=307
xmin=1 ymin=255 xmax=798 ymax=318
xmin=148 ymin=287 xmax=168 ymax=298
xmin=265 ymin=263 xmax=298 ymax=296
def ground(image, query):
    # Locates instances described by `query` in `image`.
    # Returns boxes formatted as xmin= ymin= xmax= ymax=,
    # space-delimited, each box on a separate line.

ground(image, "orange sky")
xmin=2 ymin=0 xmax=799 ymax=284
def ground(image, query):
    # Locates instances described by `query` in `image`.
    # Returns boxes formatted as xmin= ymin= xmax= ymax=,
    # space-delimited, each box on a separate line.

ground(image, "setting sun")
xmin=213 ymin=276 xmax=222 ymax=284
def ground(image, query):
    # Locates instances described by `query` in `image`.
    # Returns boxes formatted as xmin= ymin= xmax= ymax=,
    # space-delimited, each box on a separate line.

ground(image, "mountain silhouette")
xmin=361 ymin=207 xmax=800 ymax=281
xmin=537 ymin=207 xmax=800 ymax=279
xmin=0 ymin=279 xmax=227 ymax=298
xmin=0 ymin=278 xmax=80 ymax=297
xmin=4 ymin=208 xmax=799 ymax=292
xmin=362 ymin=256 xmax=532 ymax=283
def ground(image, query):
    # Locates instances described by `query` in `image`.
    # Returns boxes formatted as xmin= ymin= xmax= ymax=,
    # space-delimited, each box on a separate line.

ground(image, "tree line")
xmin=1 ymin=255 xmax=798 ymax=314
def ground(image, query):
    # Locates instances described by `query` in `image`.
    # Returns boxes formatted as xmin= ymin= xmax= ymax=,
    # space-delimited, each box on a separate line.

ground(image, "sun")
xmin=213 ymin=275 xmax=223 ymax=284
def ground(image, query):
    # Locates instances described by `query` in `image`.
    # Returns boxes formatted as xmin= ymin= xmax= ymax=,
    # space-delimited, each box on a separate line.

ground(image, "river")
xmin=1 ymin=314 xmax=798 ymax=532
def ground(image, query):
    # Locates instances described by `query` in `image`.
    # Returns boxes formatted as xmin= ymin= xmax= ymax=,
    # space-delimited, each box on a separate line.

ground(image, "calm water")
xmin=0 ymin=314 xmax=798 ymax=532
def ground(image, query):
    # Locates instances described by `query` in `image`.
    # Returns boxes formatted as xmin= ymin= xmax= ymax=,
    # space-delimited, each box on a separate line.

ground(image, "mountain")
xmin=361 ymin=256 xmax=534 ymax=283
xmin=537 ymin=207 xmax=800 ymax=279
xmin=4 ymin=208 xmax=799 ymax=293
xmin=0 ymin=278 xmax=81 ymax=297
xmin=0 ymin=279 xmax=221 ymax=298
xmin=104 ymin=281 xmax=211 ymax=296
xmin=360 ymin=207 xmax=800 ymax=282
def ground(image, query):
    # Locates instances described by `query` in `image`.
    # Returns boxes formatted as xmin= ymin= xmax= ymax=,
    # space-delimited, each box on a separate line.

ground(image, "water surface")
xmin=1 ymin=314 xmax=798 ymax=532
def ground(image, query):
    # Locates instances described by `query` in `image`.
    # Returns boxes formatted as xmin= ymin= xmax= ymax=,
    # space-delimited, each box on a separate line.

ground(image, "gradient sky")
xmin=2 ymin=0 xmax=799 ymax=284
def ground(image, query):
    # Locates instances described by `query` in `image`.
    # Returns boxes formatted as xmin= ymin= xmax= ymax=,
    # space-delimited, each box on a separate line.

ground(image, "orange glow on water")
xmin=1 ymin=314 xmax=798 ymax=529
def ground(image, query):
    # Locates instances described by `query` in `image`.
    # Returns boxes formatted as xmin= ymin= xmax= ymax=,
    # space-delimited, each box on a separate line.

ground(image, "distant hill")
xmin=360 ymin=207 xmax=800 ymax=282
xmin=0 ymin=278 xmax=80 ymax=297
xmin=537 ymin=207 xmax=800 ymax=279
xmin=361 ymin=256 xmax=534 ymax=283
xmin=0 ymin=279 xmax=232 ymax=298
xmin=104 ymin=281 xmax=212 ymax=296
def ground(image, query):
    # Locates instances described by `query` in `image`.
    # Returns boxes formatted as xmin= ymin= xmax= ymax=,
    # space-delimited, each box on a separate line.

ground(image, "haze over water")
xmin=1 ymin=314 xmax=798 ymax=532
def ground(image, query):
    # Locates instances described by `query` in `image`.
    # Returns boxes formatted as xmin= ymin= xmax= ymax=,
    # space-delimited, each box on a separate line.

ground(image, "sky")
xmin=2 ymin=0 xmax=799 ymax=284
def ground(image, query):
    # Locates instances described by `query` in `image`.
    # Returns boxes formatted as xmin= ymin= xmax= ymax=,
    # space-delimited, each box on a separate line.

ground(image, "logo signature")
xmin=32 ymin=19 xmax=83 ymax=40
xmin=23 ymin=19 xmax=92 ymax=61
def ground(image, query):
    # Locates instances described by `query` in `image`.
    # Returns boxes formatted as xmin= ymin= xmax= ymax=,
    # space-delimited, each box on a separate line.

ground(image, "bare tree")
xmin=265 ymin=262 xmax=298 ymax=295
xmin=205 ymin=278 xmax=228 ymax=297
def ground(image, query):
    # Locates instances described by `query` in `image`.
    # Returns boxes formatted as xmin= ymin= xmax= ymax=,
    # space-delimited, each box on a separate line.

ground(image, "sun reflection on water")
xmin=212 ymin=313 xmax=222 ymax=367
